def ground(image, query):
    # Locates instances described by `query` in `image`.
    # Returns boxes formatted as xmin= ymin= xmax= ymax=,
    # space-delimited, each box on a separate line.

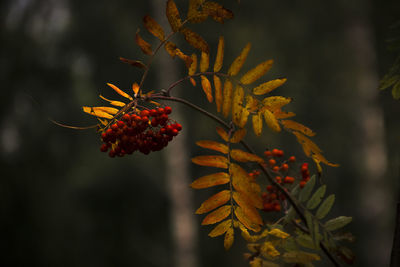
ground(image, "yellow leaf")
xmin=240 ymin=60 xmax=273 ymax=85
xmin=222 ymin=79 xmax=233 ymax=117
xmin=245 ymin=95 xmax=259 ymax=112
xmin=203 ymin=2 xmax=234 ymax=24
xmin=187 ymin=0 xmax=208 ymax=23
xmin=292 ymin=131 xmax=321 ymax=157
xmin=175 ymin=49 xmax=193 ymax=68
xmin=224 ymin=227 xmax=234 ymax=250
xmin=253 ymin=78 xmax=287 ymax=95
xmin=190 ymin=172 xmax=230 ymax=189
xmin=143 ymin=15 xmax=165 ymax=41
xmin=107 ymin=83 xmax=133 ymax=100
xmin=201 ymin=75 xmax=213 ymax=102
xmin=263 ymin=109 xmax=281 ymax=132
xmin=196 ymin=190 xmax=231 ymax=214
xmin=200 ymin=51 xmax=209 ymax=72
xmin=190 ymin=77 xmax=196 ymax=86
xmin=192 ymin=155 xmax=228 ymax=168
xmin=214 ymin=36 xmax=224 ymax=72
xmin=312 ymin=152 xmax=339 ymax=167
xmin=132 ymin=83 xmax=140 ymax=96
xmin=135 ymin=30 xmax=152 ymax=55
xmin=230 ymin=149 xmax=264 ymax=163
xmin=282 ymin=251 xmax=321 ymax=264
xmin=230 ymin=164 xmax=263 ymax=209
xmin=252 ymin=112 xmax=263 ymax=136
xmin=281 ymin=120 xmax=315 ymax=137
xmin=99 ymin=95 xmax=126 ymax=107
xmin=240 ymin=226 xmax=261 ymax=242
xmin=188 ymin=54 xmax=198 ymax=76
xmin=233 ymin=191 xmax=263 ymax=225
xmin=166 ymin=0 xmax=182 ymax=32
xmin=180 ymin=27 xmax=209 ymax=53
xmin=216 ymin=126 xmax=229 ymax=142
xmin=232 ymin=85 xmax=244 ymax=126
xmin=201 ymin=205 xmax=231 ymax=225
xmin=234 ymin=206 xmax=261 ymax=232
xmin=209 ymin=219 xmax=232 ymax=237
xmin=268 ymin=228 xmax=290 ymax=239
xmin=230 ymin=128 xmax=246 ymax=143
xmin=261 ymin=241 xmax=280 ymax=257
xmin=196 ymin=140 xmax=228 ymax=154
xmin=239 ymin=107 xmax=250 ymax=128
xmin=82 ymin=106 xmax=118 ymax=119
xmin=262 ymin=96 xmax=292 ymax=110
xmin=228 ymin=43 xmax=251 ymax=76
xmin=273 ymin=109 xmax=295 ymax=119
xmin=214 ymin=75 xmax=223 ymax=112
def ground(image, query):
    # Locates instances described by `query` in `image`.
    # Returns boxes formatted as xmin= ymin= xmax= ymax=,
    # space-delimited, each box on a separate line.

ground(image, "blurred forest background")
xmin=1 ymin=0 xmax=400 ymax=266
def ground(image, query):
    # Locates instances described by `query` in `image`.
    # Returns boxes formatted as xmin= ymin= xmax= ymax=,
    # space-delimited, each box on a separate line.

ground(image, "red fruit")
xmin=262 ymin=192 xmax=268 ymax=199
xmin=117 ymin=120 xmax=125 ymax=128
xmin=264 ymin=150 xmax=272 ymax=157
xmin=270 ymin=193 xmax=277 ymax=200
xmin=277 ymin=150 xmax=284 ymax=157
xmin=106 ymin=128 xmax=113 ymax=135
xmin=157 ymin=108 xmax=164 ymax=114
xmin=266 ymin=185 xmax=274 ymax=192
xmin=288 ymin=156 xmax=296 ymax=162
xmin=164 ymin=106 xmax=172 ymax=114
xmin=284 ymin=176 xmax=295 ymax=184
xmin=273 ymin=203 xmax=281 ymax=212
xmin=108 ymin=150 xmax=116 ymax=158
xmin=101 ymin=132 xmax=107 ymax=141
xmin=275 ymin=176 xmax=282 ymax=184
xmin=272 ymin=166 xmax=280 ymax=172
xmin=111 ymin=123 xmax=119 ymax=131
xmin=263 ymin=203 xmax=273 ymax=211
xmin=271 ymin=149 xmax=280 ymax=157
xmin=151 ymin=118 xmax=158 ymax=127
xmin=100 ymin=144 xmax=108 ymax=152
xmin=141 ymin=116 xmax=149 ymax=123
xmin=280 ymin=163 xmax=289 ymax=172
xmin=299 ymin=181 xmax=307 ymax=188
xmin=268 ymin=159 xmax=276 ymax=166
xmin=122 ymin=114 xmax=130 ymax=121
xmin=140 ymin=110 xmax=150 ymax=117
xmin=149 ymin=109 xmax=157 ymax=117
xmin=174 ymin=123 xmax=182 ymax=131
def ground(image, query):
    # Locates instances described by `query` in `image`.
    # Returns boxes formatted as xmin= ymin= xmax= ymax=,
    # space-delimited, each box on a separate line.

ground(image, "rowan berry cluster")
xmin=99 ymin=106 xmax=182 ymax=157
xmin=261 ymin=148 xmax=310 ymax=212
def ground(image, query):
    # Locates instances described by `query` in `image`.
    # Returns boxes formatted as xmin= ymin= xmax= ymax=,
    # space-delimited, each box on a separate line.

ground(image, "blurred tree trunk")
xmin=345 ymin=4 xmax=390 ymax=266
xmin=151 ymin=1 xmax=199 ymax=267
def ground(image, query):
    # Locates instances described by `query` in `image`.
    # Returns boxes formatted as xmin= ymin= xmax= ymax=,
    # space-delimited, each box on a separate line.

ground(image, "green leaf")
xmin=305 ymin=211 xmax=314 ymax=239
xmin=299 ymin=175 xmax=316 ymax=202
xmin=392 ymin=80 xmax=400 ymax=99
xmin=296 ymin=233 xmax=317 ymax=250
xmin=316 ymin=194 xmax=335 ymax=219
xmin=324 ymin=216 xmax=352 ymax=231
xmin=313 ymin=220 xmax=320 ymax=248
xmin=306 ymin=185 xmax=326 ymax=210
xmin=284 ymin=206 xmax=296 ymax=224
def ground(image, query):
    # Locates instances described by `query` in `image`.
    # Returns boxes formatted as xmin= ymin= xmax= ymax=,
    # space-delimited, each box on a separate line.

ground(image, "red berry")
xmin=141 ymin=116 xmax=149 ymax=123
xmin=100 ymin=144 xmax=108 ymax=152
xmin=273 ymin=203 xmax=281 ymax=212
xmin=117 ymin=120 xmax=125 ymax=128
xmin=171 ymin=129 xmax=179 ymax=136
xmin=284 ymin=176 xmax=295 ymax=184
xmin=111 ymin=123 xmax=118 ymax=131
xmin=275 ymin=176 xmax=282 ymax=184
xmin=174 ymin=123 xmax=182 ymax=131
xmin=263 ymin=203 xmax=273 ymax=211
xmin=266 ymin=185 xmax=274 ymax=192
xmin=151 ymin=118 xmax=158 ymax=127
xmin=140 ymin=110 xmax=150 ymax=117
xmin=272 ymin=166 xmax=280 ymax=172
xmin=280 ymin=163 xmax=289 ymax=172
xmin=272 ymin=149 xmax=280 ymax=157
xmin=122 ymin=114 xmax=130 ymax=121
xmin=299 ymin=181 xmax=307 ymax=188
xmin=149 ymin=109 xmax=157 ymax=117
xmin=164 ymin=106 xmax=172 ymax=114
xmin=268 ymin=159 xmax=276 ymax=166
xmin=157 ymin=108 xmax=164 ymax=114
xmin=264 ymin=150 xmax=272 ymax=157
xmin=288 ymin=156 xmax=296 ymax=163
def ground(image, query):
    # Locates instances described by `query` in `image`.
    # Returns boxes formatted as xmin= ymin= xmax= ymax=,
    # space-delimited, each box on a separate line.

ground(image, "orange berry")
xmin=271 ymin=149 xmax=280 ymax=157
xmin=264 ymin=150 xmax=272 ymax=157
xmin=284 ymin=176 xmax=295 ymax=184
xmin=300 ymin=181 xmax=307 ymax=188
xmin=275 ymin=176 xmax=282 ymax=184
xmin=280 ymin=163 xmax=289 ymax=172
xmin=288 ymin=156 xmax=296 ymax=162
xmin=269 ymin=159 xmax=276 ymax=166
xmin=272 ymin=166 xmax=280 ymax=172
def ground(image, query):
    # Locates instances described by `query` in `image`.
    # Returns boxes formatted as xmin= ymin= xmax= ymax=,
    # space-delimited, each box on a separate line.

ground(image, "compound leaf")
xmin=119 ymin=57 xmax=146 ymax=69
xmin=299 ymin=175 xmax=316 ymax=202
xmin=230 ymin=128 xmax=246 ymax=143
xmin=216 ymin=126 xmax=229 ymax=142
xmin=107 ymin=83 xmax=133 ymax=100
xmin=235 ymin=206 xmax=261 ymax=232
xmin=233 ymin=191 xmax=263 ymax=225
xmin=180 ymin=27 xmax=209 ymax=53
xmin=252 ymin=112 xmax=263 ymax=136
xmin=200 ymin=51 xmax=210 ymax=72
xmin=232 ymin=85 xmax=244 ymax=125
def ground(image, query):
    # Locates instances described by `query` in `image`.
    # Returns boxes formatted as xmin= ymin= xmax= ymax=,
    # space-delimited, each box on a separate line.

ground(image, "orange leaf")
xmin=209 ymin=219 xmax=232 ymax=237
xmin=200 ymin=51 xmax=209 ymax=72
xmin=166 ymin=0 xmax=182 ymax=32
xmin=191 ymin=172 xmax=230 ymax=189
xmin=224 ymin=227 xmax=234 ymax=250
xmin=203 ymin=2 xmax=234 ymax=24
xmin=292 ymin=131 xmax=321 ymax=157
xmin=263 ymin=109 xmax=281 ymax=132
xmin=273 ymin=109 xmax=296 ymax=119
xmin=106 ymin=83 xmax=133 ymax=100
xmin=188 ymin=54 xmax=198 ymax=76
xmin=82 ymin=106 xmax=118 ymax=119
xmin=252 ymin=112 xmax=263 ymax=136
xmin=201 ymin=75 xmax=213 ymax=102
xmin=132 ymin=83 xmax=140 ymax=96
xmin=222 ymin=79 xmax=233 ymax=117
xmin=253 ymin=78 xmax=287 ymax=95
xmin=238 ymin=107 xmax=250 ymax=128
xmin=281 ymin=120 xmax=315 ymax=137
xmin=99 ymin=95 xmax=126 ymax=107
xmin=234 ymin=206 xmax=261 ymax=232
xmin=228 ymin=43 xmax=251 ymax=76
xmin=240 ymin=59 xmax=273 ymax=85
xmin=233 ymin=191 xmax=263 ymax=225
xmin=164 ymin=41 xmax=178 ymax=58
xmin=196 ymin=190 xmax=231 ymax=214
xmin=214 ymin=75 xmax=223 ymax=112
xmin=262 ymin=96 xmax=292 ymax=110
xmin=119 ymin=57 xmax=146 ymax=69
xmin=192 ymin=155 xmax=228 ymax=168
xmin=190 ymin=77 xmax=196 ymax=86
xmin=196 ymin=140 xmax=228 ymax=154
xmin=201 ymin=205 xmax=231 ymax=225
xmin=188 ymin=0 xmax=208 ymax=23
xmin=245 ymin=95 xmax=259 ymax=112
xmin=143 ymin=15 xmax=165 ymax=41
xmin=180 ymin=27 xmax=209 ymax=53
xmin=216 ymin=126 xmax=229 ymax=142
xmin=232 ymin=85 xmax=244 ymax=126
xmin=135 ymin=30 xmax=152 ymax=55
xmin=214 ymin=36 xmax=224 ymax=72
xmin=312 ymin=153 xmax=339 ymax=167
xmin=175 ymin=49 xmax=193 ymax=69
xmin=230 ymin=149 xmax=264 ymax=164
xmin=230 ymin=128 xmax=246 ymax=143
